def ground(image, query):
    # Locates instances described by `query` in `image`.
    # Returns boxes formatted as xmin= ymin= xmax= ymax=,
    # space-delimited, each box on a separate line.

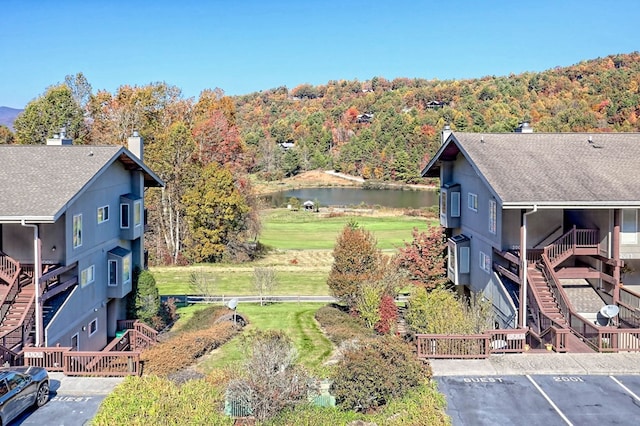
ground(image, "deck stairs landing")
xmin=527 ymin=266 xmax=594 ymax=353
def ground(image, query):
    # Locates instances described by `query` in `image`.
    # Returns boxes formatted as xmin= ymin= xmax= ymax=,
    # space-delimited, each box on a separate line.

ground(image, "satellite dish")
xmin=600 ymin=304 xmax=620 ymax=319
xmin=227 ymin=298 xmax=238 ymax=310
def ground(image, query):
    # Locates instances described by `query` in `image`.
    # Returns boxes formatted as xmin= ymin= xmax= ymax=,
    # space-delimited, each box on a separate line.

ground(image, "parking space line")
xmin=526 ymin=375 xmax=573 ymax=426
xmin=610 ymin=376 xmax=640 ymax=402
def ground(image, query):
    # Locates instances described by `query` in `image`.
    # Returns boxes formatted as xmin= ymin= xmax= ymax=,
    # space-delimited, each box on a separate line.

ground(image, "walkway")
xmin=430 ymin=352 xmax=640 ymax=376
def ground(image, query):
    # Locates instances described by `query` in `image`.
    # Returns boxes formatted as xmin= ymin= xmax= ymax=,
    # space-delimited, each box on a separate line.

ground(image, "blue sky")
xmin=2 ymin=0 xmax=639 ymax=108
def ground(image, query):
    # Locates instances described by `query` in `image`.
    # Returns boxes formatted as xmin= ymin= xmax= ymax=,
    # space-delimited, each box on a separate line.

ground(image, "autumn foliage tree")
xmin=327 ymin=221 xmax=383 ymax=310
xmin=182 ymin=163 xmax=250 ymax=263
xmin=395 ymin=226 xmax=447 ymax=290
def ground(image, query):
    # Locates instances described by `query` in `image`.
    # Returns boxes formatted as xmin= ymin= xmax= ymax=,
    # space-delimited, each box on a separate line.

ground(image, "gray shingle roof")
xmin=0 ymin=145 xmax=162 ymax=221
xmin=423 ymin=132 xmax=640 ymax=208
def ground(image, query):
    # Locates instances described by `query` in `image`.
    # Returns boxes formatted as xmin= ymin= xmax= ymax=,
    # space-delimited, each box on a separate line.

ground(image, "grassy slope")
xmin=196 ymin=302 xmax=333 ymax=373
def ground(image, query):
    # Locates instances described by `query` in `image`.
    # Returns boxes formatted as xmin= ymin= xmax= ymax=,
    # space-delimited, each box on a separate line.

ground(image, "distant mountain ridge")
xmin=0 ymin=106 xmax=22 ymax=130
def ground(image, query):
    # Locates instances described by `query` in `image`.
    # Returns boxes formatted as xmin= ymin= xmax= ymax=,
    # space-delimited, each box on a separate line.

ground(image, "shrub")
xmin=314 ymin=305 xmax=375 ymax=346
xmin=174 ymin=305 xmax=231 ymax=333
xmin=227 ymin=330 xmax=310 ymax=421
xmin=327 ymin=221 xmax=383 ymax=309
xmin=268 ymin=380 xmax=449 ymax=425
xmin=405 ymin=286 xmax=494 ymax=334
xmin=141 ymin=322 xmax=238 ymax=377
xmin=130 ymin=269 xmax=162 ymax=328
xmin=330 ymin=335 xmax=429 ymax=412
xmin=375 ymin=294 xmax=397 ymax=334
xmin=92 ymin=375 xmax=233 ymax=426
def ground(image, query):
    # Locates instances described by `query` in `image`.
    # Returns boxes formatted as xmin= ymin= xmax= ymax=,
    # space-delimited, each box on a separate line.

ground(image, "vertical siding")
xmin=48 ymin=162 xmax=139 ymax=350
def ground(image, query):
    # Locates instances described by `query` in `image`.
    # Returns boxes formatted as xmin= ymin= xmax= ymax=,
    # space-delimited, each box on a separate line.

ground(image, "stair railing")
xmin=0 ymin=251 xmax=20 ymax=285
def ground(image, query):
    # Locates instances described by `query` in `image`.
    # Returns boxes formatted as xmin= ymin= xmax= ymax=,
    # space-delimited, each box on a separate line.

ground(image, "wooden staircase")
xmin=0 ymin=252 xmax=35 ymax=351
xmin=528 ymin=266 xmax=567 ymax=327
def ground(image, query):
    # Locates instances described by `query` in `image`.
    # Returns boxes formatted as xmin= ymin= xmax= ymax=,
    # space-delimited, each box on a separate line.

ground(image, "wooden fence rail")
xmin=416 ymin=328 xmax=528 ymax=359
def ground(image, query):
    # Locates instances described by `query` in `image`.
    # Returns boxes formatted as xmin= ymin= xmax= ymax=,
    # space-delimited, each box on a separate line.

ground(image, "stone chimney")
xmin=441 ymin=125 xmax=452 ymax=145
xmin=127 ymin=131 xmax=143 ymax=161
xmin=46 ymin=127 xmax=73 ymax=145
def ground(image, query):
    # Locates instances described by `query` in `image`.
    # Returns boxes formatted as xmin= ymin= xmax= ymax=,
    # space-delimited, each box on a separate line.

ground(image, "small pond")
xmin=262 ymin=187 xmax=438 ymax=209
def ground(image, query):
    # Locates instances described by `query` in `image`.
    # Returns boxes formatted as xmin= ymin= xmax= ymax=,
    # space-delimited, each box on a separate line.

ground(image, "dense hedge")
xmin=330 ymin=335 xmax=430 ymax=412
xmin=92 ymin=373 xmax=234 ymax=426
xmin=140 ymin=305 xmax=240 ymax=377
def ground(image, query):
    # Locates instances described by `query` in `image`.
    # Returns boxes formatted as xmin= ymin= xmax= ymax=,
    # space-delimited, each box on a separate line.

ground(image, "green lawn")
xmin=152 ymin=208 xmax=436 ymax=296
xmin=260 ymin=209 xmax=431 ymax=250
xmin=185 ymin=302 xmax=333 ymax=373
xmin=154 ymin=267 xmax=330 ymax=296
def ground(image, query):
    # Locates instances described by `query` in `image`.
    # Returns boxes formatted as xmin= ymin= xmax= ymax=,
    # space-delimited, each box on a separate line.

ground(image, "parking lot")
xmin=12 ymin=373 xmax=123 ymax=425
xmin=437 ymin=374 xmax=640 ymax=426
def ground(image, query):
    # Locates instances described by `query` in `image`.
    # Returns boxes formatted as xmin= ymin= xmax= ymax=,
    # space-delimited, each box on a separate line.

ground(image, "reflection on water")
xmin=262 ymin=187 xmax=437 ymax=209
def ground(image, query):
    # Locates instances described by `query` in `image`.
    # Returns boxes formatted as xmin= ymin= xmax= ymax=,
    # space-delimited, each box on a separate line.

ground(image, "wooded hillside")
xmin=235 ymin=52 xmax=640 ymax=183
xmin=6 ymin=52 xmax=640 ymax=264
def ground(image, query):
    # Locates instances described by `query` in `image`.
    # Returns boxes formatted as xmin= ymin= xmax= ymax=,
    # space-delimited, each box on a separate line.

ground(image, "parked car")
xmin=0 ymin=366 xmax=49 ymax=425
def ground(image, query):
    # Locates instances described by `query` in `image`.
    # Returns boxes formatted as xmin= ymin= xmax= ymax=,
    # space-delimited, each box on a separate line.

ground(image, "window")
xmin=134 ymin=200 xmax=142 ymax=227
xmin=108 ymin=260 xmax=118 ymax=286
xmin=98 ymin=205 xmax=110 ymax=223
xmin=89 ymin=318 xmax=98 ymax=336
xmin=81 ymin=265 xmax=95 ymax=287
xmin=73 ymin=214 xmax=82 ymax=248
xmin=123 ymin=254 xmax=131 ymax=284
xmin=480 ymin=251 xmax=491 ymax=273
xmin=468 ymin=193 xmax=478 ymax=212
xmin=622 ymin=209 xmax=638 ymax=244
xmin=451 ymin=192 xmax=461 ymax=217
xmin=120 ymin=203 xmax=130 ymax=229
xmin=71 ymin=333 xmax=79 ymax=351
xmin=489 ymin=200 xmax=497 ymax=234
xmin=441 ymin=190 xmax=448 ymax=216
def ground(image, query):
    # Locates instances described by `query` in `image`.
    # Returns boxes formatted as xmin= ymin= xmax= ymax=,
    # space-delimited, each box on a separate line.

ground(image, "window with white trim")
xmin=73 ymin=214 xmax=82 ymax=248
xmin=80 ymin=265 xmax=95 ymax=287
xmin=108 ymin=260 xmax=118 ymax=286
xmin=622 ymin=209 xmax=638 ymax=244
xmin=120 ymin=203 xmax=130 ymax=229
xmin=97 ymin=205 xmax=110 ymax=223
xmin=489 ymin=200 xmax=497 ymax=234
xmin=134 ymin=200 xmax=142 ymax=227
xmin=89 ymin=318 xmax=98 ymax=337
xmin=451 ymin=192 xmax=460 ymax=217
xmin=480 ymin=251 xmax=491 ymax=273
xmin=123 ymin=253 xmax=131 ymax=284
xmin=468 ymin=193 xmax=478 ymax=212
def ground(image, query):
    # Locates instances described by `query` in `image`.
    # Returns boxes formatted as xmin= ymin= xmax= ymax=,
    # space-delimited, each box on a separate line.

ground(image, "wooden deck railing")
xmin=117 ymin=319 xmax=158 ymax=350
xmin=543 ymin=227 xmax=599 ymax=266
xmin=0 ymin=251 xmax=20 ymax=285
xmin=416 ymin=328 xmax=527 ymax=359
xmin=23 ymin=346 xmax=141 ymax=376
xmin=20 ymin=321 xmax=158 ymax=376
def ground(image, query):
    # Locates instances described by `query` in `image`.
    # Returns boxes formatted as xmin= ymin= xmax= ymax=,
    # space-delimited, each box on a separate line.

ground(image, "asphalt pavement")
xmin=433 ymin=352 xmax=640 ymax=426
xmin=13 ymin=373 xmax=124 ymax=425
xmin=430 ymin=351 xmax=640 ymax=376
